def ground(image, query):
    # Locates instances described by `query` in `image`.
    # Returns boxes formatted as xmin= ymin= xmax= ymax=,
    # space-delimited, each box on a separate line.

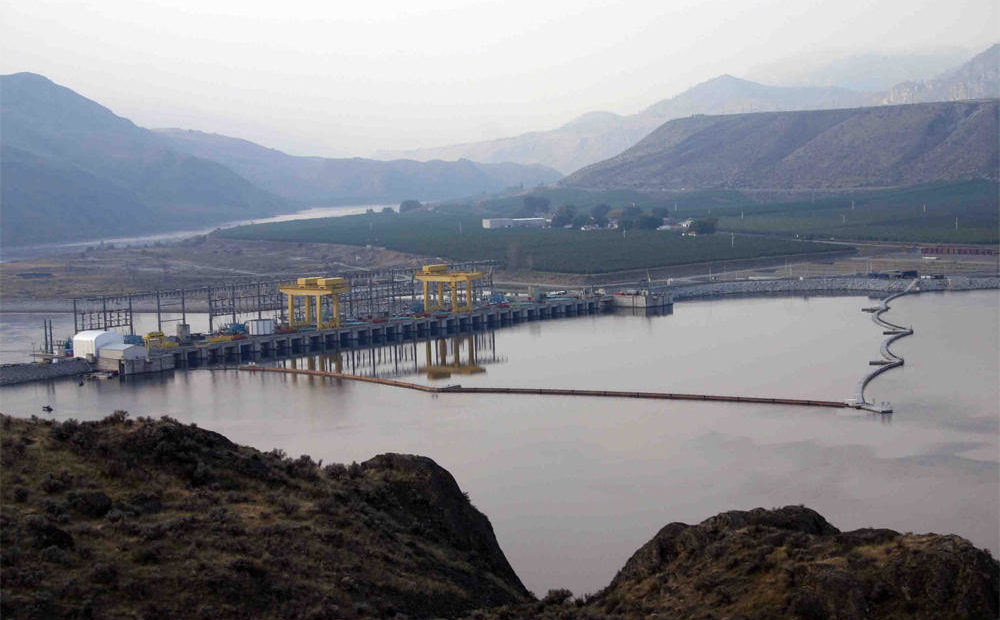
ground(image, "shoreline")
xmin=664 ymin=273 xmax=998 ymax=300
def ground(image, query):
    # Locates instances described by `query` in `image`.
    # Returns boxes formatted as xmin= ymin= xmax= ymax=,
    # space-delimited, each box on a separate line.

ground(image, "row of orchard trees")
xmin=519 ymin=197 xmax=716 ymax=233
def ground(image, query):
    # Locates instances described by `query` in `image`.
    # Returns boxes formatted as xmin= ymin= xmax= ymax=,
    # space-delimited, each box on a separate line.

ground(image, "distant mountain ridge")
xmin=561 ymin=100 xmax=999 ymax=192
xmin=0 ymin=73 xmax=561 ymax=247
xmin=1 ymin=72 xmax=287 ymax=247
xmin=378 ymin=45 xmax=998 ymax=174
xmin=152 ymin=129 xmax=561 ymax=206
xmin=377 ymin=76 xmax=874 ymax=174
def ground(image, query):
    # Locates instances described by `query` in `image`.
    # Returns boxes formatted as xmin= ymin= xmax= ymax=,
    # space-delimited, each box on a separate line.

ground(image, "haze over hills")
xmin=377 ymin=77 xmax=874 ymax=174
xmin=152 ymin=129 xmax=561 ymax=206
xmin=746 ymin=48 xmax=976 ymax=92
xmin=0 ymin=73 xmax=561 ymax=247
xmin=883 ymin=44 xmax=1000 ymax=104
xmin=378 ymin=45 xmax=998 ymax=174
xmin=561 ymin=100 xmax=999 ymax=193
xmin=1 ymin=72 xmax=287 ymax=247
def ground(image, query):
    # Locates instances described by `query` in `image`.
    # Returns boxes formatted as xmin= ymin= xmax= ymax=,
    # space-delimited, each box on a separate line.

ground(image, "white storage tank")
xmin=247 ymin=318 xmax=276 ymax=335
xmin=72 ymin=330 xmax=124 ymax=359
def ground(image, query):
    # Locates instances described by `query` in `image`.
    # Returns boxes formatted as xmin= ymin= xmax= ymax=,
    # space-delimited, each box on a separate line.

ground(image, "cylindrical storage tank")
xmin=247 ymin=318 xmax=276 ymax=336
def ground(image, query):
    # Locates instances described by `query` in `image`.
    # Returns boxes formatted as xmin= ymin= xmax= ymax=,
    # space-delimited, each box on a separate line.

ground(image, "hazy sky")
xmin=1 ymin=0 xmax=996 ymax=157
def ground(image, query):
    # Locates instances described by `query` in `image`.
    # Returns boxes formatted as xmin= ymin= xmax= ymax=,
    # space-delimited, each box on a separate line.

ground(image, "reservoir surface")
xmin=1 ymin=291 xmax=997 ymax=596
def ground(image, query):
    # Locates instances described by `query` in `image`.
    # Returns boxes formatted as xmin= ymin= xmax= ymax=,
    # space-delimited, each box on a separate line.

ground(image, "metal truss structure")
xmin=71 ymin=261 xmax=497 ymax=335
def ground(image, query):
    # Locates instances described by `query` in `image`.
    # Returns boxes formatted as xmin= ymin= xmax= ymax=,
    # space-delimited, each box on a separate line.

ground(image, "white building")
xmin=72 ymin=330 xmax=124 ymax=359
xmin=482 ymin=218 xmax=548 ymax=229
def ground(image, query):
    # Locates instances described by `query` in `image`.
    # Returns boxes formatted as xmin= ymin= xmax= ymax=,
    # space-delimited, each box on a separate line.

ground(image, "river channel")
xmin=0 ymin=203 xmax=391 ymax=263
xmin=1 ymin=291 xmax=997 ymax=596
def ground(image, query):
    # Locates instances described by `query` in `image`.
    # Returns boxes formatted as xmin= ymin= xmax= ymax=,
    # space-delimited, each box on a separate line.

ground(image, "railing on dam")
xmin=851 ymin=279 xmax=919 ymax=413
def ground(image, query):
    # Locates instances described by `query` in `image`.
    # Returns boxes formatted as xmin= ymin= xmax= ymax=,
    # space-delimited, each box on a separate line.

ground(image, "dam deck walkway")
xmin=852 ymin=279 xmax=919 ymax=413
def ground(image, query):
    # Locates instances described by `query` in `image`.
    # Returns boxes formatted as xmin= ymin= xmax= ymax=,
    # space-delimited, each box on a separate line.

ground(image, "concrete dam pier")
xmin=158 ymin=295 xmax=612 ymax=369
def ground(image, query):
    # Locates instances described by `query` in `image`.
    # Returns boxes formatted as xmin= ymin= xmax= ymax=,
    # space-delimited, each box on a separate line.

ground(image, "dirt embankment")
xmin=0 ymin=236 xmax=430 ymax=307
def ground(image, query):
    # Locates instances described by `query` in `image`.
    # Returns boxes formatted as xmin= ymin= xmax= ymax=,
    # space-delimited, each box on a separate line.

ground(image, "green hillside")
xmin=713 ymin=181 xmax=999 ymax=244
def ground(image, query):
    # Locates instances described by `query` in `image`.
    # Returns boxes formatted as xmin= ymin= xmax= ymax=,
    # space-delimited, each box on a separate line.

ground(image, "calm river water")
xmin=1 ymin=291 xmax=997 ymax=596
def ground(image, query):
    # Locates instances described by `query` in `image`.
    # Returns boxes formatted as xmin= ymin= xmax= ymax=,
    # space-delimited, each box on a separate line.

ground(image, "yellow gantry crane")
xmin=414 ymin=264 xmax=483 ymax=313
xmin=278 ymin=277 xmax=351 ymax=329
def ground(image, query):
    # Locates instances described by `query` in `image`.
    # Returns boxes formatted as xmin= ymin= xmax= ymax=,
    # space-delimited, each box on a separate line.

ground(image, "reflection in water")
xmin=0 ymin=292 xmax=995 ymax=597
xmin=614 ymin=304 xmax=674 ymax=318
xmin=279 ymin=331 xmax=504 ymax=380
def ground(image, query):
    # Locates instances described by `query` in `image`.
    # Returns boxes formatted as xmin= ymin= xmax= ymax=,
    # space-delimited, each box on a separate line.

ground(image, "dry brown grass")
xmin=0 ymin=413 xmax=529 ymax=619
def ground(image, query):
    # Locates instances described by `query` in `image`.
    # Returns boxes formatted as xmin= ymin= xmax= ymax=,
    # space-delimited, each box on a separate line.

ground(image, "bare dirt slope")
xmin=0 ymin=236 xmax=429 ymax=305
xmin=563 ymin=100 xmax=999 ymax=192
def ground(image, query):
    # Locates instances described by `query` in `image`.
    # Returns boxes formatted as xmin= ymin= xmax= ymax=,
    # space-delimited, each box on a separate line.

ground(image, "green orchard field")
xmin=218 ymin=211 xmax=837 ymax=274
xmin=713 ymin=182 xmax=999 ymax=244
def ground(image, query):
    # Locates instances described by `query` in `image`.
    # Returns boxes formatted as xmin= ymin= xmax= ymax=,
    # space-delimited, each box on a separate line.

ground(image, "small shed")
xmin=247 ymin=318 xmax=275 ymax=335
xmin=72 ymin=330 xmax=124 ymax=359
xmin=98 ymin=343 xmax=146 ymax=361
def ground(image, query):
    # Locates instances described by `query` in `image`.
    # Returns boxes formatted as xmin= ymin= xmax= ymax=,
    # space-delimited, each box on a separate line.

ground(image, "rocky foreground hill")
xmin=2 ymin=414 xmax=997 ymax=619
xmin=0 ymin=414 xmax=529 ymax=619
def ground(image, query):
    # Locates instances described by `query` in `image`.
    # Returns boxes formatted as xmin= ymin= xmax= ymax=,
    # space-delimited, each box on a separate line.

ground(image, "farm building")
xmin=482 ymin=218 xmax=548 ymax=229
